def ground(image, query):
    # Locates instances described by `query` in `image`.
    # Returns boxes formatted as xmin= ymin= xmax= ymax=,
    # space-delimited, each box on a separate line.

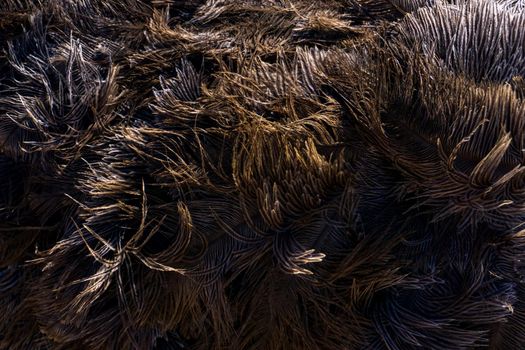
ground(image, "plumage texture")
xmin=0 ymin=0 xmax=524 ymax=349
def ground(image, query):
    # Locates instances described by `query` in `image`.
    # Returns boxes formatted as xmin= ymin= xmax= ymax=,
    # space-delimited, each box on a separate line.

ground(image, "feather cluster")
xmin=1 ymin=0 xmax=525 ymax=349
